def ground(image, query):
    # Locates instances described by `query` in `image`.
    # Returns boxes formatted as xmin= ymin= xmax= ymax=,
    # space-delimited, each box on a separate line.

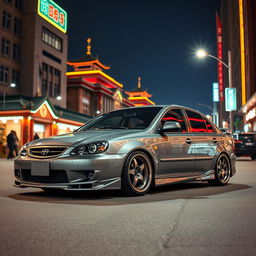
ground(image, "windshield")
xmin=78 ymin=107 xmax=162 ymax=131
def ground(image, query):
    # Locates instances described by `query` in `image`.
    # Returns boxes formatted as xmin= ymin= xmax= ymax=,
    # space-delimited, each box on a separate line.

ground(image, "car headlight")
xmin=19 ymin=144 xmax=27 ymax=156
xmin=70 ymin=141 xmax=109 ymax=156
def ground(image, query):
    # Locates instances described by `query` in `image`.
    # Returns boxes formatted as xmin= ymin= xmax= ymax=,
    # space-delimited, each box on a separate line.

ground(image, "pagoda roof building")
xmin=126 ymin=77 xmax=155 ymax=106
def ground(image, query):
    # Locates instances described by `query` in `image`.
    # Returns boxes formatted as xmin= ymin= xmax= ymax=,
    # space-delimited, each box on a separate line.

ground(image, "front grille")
xmin=29 ymin=146 xmax=67 ymax=158
xmin=21 ymin=169 xmax=68 ymax=183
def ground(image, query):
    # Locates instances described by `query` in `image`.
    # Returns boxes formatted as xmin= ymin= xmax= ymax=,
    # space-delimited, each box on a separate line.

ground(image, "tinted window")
xmin=186 ymin=110 xmax=207 ymax=132
xmin=161 ymin=109 xmax=186 ymax=132
xmin=204 ymin=119 xmax=215 ymax=133
xmin=79 ymin=107 xmax=162 ymax=131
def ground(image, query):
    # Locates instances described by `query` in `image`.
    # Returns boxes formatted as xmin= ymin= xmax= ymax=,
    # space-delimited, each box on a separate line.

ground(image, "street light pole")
xmin=196 ymin=49 xmax=234 ymax=133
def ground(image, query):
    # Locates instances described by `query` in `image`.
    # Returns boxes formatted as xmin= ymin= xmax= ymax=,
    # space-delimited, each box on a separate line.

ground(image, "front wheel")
xmin=121 ymin=151 xmax=153 ymax=196
xmin=208 ymin=154 xmax=231 ymax=186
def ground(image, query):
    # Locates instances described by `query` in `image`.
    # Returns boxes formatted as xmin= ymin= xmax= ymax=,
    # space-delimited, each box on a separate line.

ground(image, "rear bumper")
xmin=235 ymin=147 xmax=256 ymax=156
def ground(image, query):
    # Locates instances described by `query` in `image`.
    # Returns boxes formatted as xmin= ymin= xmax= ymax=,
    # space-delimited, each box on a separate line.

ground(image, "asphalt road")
xmin=0 ymin=158 xmax=255 ymax=256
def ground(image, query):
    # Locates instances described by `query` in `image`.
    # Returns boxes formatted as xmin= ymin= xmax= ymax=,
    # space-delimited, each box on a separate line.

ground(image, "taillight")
xmin=234 ymin=139 xmax=242 ymax=144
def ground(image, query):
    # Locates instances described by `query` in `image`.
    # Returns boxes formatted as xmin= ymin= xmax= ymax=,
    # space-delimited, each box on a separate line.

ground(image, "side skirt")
xmin=155 ymin=170 xmax=215 ymax=186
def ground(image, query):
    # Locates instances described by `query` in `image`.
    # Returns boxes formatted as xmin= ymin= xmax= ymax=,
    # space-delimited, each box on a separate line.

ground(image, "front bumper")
xmin=14 ymin=153 xmax=126 ymax=191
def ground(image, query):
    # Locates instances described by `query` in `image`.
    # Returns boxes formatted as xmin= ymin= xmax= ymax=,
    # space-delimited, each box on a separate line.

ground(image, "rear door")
xmin=157 ymin=108 xmax=195 ymax=178
xmin=185 ymin=110 xmax=219 ymax=175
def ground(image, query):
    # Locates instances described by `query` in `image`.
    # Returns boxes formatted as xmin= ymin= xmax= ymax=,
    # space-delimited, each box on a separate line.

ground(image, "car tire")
xmin=121 ymin=151 xmax=153 ymax=196
xmin=208 ymin=153 xmax=231 ymax=186
xmin=251 ymin=155 xmax=256 ymax=160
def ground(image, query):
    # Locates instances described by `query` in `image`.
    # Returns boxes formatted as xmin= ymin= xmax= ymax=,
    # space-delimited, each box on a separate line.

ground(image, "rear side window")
xmin=186 ymin=110 xmax=207 ymax=132
xmin=161 ymin=109 xmax=187 ymax=132
xmin=204 ymin=119 xmax=215 ymax=133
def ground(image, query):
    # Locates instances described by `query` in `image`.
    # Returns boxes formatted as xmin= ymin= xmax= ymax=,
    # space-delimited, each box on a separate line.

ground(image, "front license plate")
xmin=245 ymin=142 xmax=253 ymax=146
xmin=31 ymin=162 xmax=49 ymax=176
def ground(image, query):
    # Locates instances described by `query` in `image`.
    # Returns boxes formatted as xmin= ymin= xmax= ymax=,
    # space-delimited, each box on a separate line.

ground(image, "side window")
xmin=162 ymin=109 xmax=187 ymax=132
xmin=204 ymin=118 xmax=215 ymax=133
xmin=186 ymin=110 xmax=207 ymax=133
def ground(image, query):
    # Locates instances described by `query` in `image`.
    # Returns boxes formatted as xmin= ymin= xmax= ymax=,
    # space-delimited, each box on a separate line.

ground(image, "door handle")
xmin=185 ymin=138 xmax=192 ymax=144
xmin=212 ymin=138 xmax=218 ymax=143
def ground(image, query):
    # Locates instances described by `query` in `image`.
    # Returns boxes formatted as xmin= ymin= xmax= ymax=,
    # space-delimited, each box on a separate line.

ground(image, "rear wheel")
xmin=208 ymin=154 xmax=231 ymax=186
xmin=121 ymin=151 xmax=153 ymax=196
xmin=251 ymin=155 xmax=256 ymax=160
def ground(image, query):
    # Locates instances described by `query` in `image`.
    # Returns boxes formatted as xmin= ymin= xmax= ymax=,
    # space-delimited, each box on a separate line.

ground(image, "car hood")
xmin=29 ymin=130 xmax=141 ymax=147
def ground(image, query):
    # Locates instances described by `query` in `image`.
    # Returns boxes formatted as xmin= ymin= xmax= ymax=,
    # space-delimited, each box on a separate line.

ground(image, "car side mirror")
xmin=159 ymin=121 xmax=181 ymax=133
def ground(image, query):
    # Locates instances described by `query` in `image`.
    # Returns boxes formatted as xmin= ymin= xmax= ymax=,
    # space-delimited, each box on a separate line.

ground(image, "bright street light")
xmin=56 ymin=96 xmax=62 ymax=101
xmin=196 ymin=49 xmax=208 ymax=58
xmin=195 ymin=48 xmax=234 ymax=133
xmin=10 ymin=83 xmax=16 ymax=88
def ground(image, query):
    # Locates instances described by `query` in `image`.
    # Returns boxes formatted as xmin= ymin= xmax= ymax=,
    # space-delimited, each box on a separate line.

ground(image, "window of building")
xmin=1 ymin=38 xmax=10 ymax=56
xmin=53 ymin=69 xmax=61 ymax=97
xmin=2 ymin=11 xmax=11 ymax=30
xmin=0 ymin=65 xmax=9 ymax=83
xmin=42 ymin=63 xmax=48 ymax=95
xmin=102 ymin=95 xmax=113 ymax=113
xmin=4 ymin=0 xmax=12 ymax=5
xmin=42 ymin=27 xmax=63 ymax=52
xmin=12 ymin=69 xmax=20 ymax=86
xmin=41 ymin=63 xmax=61 ymax=98
xmin=13 ymin=43 xmax=20 ymax=60
xmin=14 ymin=17 xmax=22 ymax=35
xmin=15 ymin=0 xmax=22 ymax=9
xmin=186 ymin=110 xmax=208 ymax=132
xmin=161 ymin=109 xmax=187 ymax=132
xmin=82 ymin=90 xmax=90 ymax=115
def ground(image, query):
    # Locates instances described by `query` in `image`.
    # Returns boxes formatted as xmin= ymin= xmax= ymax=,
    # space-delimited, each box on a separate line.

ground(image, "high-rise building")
xmin=219 ymin=0 xmax=256 ymax=131
xmin=0 ymin=0 xmax=68 ymax=107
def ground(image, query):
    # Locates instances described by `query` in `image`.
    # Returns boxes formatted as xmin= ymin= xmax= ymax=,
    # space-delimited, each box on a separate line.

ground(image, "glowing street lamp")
xmin=196 ymin=48 xmax=234 ymax=133
xmin=3 ymin=83 xmax=16 ymax=110
xmin=56 ymin=96 xmax=62 ymax=101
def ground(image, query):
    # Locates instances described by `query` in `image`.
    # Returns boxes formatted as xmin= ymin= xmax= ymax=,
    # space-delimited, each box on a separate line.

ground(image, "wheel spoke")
xmin=138 ymin=174 xmax=144 ymax=182
xmin=133 ymin=176 xmax=138 ymax=186
xmin=133 ymin=158 xmax=138 ymax=168
xmin=139 ymin=163 xmax=145 ymax=171
xmin=129 ymin=168 xmax=135 ymax=175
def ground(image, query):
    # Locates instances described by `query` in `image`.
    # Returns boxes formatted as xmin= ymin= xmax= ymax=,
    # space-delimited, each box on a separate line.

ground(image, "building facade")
xmin=67 ymin=39 xmax=138 ymax=117
xmin=220 ymin=0 xmax=256 ymax=131
xmin=0 ymin=0 xmax=68 ymax=107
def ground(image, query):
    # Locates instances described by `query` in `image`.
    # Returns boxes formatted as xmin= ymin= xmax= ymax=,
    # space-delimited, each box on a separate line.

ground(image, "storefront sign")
xmin=38 ymin=0 xmax=67 ymax=33
xmin=213 ymin=82 xmax=219 ymax=102
xmin=225 ymin=88 xmax=237 ymax=111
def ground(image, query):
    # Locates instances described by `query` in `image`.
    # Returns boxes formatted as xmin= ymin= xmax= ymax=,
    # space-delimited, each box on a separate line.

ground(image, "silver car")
xmin=14 ymin=105 xmax=236 ymax=196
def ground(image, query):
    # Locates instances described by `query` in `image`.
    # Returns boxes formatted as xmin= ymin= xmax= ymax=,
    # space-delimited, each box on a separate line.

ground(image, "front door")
xmin=157 ymin=108 xmax=195 ymax=179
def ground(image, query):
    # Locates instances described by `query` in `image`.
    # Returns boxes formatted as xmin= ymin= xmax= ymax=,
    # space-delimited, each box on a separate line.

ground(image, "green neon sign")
xmin=225 ymin=88 xmax=237 ymax=111
xmin=38 ymin=0 xmax=67 ymax=33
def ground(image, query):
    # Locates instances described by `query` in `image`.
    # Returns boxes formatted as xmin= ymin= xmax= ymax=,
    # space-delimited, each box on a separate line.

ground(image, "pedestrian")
xmin=6 ymin=130 xmax=15 ymax=159
xmin=13 ymin=131 xmax=19 ymax=157
xmin=33 ymin=133 xmax=40 ymax=140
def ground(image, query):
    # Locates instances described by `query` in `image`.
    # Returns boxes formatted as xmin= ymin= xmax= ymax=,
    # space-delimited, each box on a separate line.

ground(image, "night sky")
xmin=59 ymin=0 xmax=221 ymax=115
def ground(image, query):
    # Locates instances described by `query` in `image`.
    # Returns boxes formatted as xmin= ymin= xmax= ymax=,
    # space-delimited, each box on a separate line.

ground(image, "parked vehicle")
xmin=14 ymin=105 xmax=236 ymax=196
xmin=233 ymin=133 xmax=256 ymax=160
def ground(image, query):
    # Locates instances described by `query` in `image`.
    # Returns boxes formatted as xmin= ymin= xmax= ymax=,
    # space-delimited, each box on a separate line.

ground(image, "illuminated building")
xmin=0 ymin=0 xmax=90 ymax=157
xmin=66 ymin=38 xmax=134 ymax=116
xmin=0 ymin=95 xmax=90 ymax=157
xmin=126 ymin=77 xmax=155 ymax=106
xmin=219 ymin=0 xmax=256 ymax=131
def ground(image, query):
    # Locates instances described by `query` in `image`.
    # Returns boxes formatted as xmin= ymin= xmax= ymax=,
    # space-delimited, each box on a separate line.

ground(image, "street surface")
xmin=0 ymin=158 xmax=255 ymax=256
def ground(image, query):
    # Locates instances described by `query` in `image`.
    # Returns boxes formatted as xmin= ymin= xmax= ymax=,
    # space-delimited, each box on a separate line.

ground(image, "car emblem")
xmin=41 ymin=149 xmax=50 ymax=155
